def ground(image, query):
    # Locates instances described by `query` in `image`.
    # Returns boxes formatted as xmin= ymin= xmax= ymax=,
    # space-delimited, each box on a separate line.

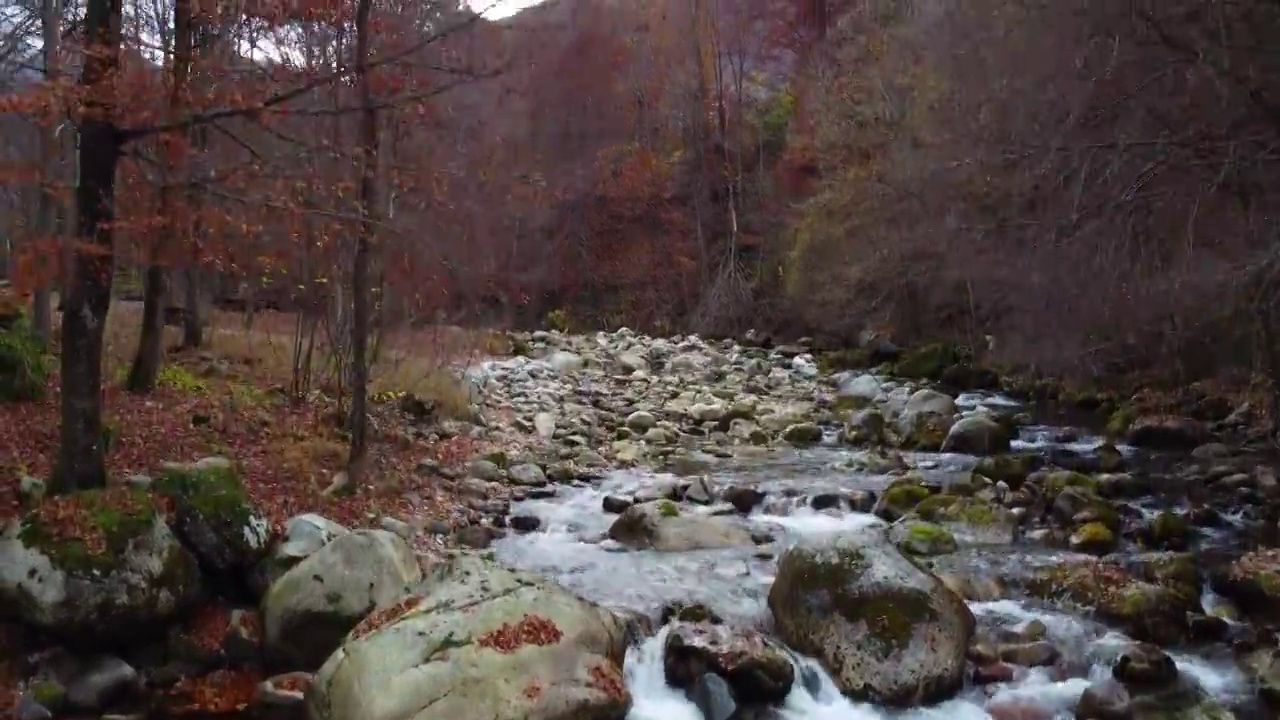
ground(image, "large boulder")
xmin=0 ymin=488 xmax=203 ymax=645
xmin=249 ymin=514 xmax=350 ymax=597
xmin=607 ymin=503 xmax=753 ymax=552
xmin=766 ymin=528 xmax=974 ymax=706
xmin=895 ymin=390 xmax=957 ymax=451
xmin=262 ymin=529 xmax=422 ymax=670
xmin=155 ymin=457 xmax=272 ymax=593
xmin=306 ymin=554 xmax=633 ymax=720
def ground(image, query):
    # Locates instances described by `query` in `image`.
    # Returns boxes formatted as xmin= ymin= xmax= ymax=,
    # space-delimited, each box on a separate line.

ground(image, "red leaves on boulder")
xmin=475 ymin=614 xmax=564 ymax=654
xmin=588 ymin=662 xmax=627 ymax=700
xmin=351 ymin=595 xmax=422 ymax=639
xmin=25 ymin=486 xmax=155 ymax=556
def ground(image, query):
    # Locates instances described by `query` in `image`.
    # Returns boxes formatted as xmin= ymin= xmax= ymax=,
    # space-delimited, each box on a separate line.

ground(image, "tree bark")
xmin=347 ymin=0 xmax=378 ymax=482
xmin=181 ymin=11 xmax=213 ymax=351
xmin=53 ymin=0 xmax=124 ymax=493
xmin=181 ymin=264 xmax=204 ymax=348
xmin=126 ymin=263 xmax=166 ymax=391
xmin=128 ymin=0 xmax=193 ymax=391
xmin=31 ymin=0 xmax=62 ymax=346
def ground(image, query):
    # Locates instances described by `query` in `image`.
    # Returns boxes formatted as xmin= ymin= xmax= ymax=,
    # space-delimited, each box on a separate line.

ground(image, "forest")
xmin=1 ymin=0 xmax=1279 ymax=718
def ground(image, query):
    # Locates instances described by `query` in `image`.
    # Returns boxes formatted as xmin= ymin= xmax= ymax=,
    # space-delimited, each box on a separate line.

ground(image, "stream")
xmin=492 ymin=390 xmax=1256 ymax=720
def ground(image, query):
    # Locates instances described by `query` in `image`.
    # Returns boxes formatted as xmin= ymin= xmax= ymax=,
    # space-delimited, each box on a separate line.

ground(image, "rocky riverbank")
xmin=2 ymin=328 xmax=1278 ymax=720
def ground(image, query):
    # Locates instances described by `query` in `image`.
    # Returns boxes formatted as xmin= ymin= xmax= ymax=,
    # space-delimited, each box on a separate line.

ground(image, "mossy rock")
xmin=1025 ymin=562 xmax=1196 ymax=645
xmin=767 ymin=530 xmax=972 ymax=707
xmin=1106 ymin=406 xmax=1136 ymax=438
xmin=1 ymin=491 xmax=202 ymax=644
xmin=873 ymin=479 xmax=931 ymax=521
xmin=893 ymin=343 xmax=970 ymax=381
xmin=1040 ymin=470 xmax=1098 ymax=496
xmin=912 ymin=495 xmax=1009 ymax=528
xmin=973 ymin=454 xmax=1034 ymax=488
xmin=1069 ymin=521 xmax=1117 ymax=556
xmin=893 ymin=522 xmax=958 ymax=557
xmin=939 ymin=363 xmax=1001 ymax=391
xmin=156 ymin=457 xmax=271 ymax=580
xmin=896 ymin=413 xmax=952 ymax=452
xmin=818 ymin=348 xmax=871 ymax=373
xmin=657 ymin=499 xmax=680 ymax=517
xmin=1148 ymin=512 xmax=1193 ymax=551
xmin=1208 ymin=549 xmax=1280 ymax=624
xmin=27 ymin=678 xmax=66 ymax=712
xmin=17 ymin=487 xmax=160 ymax=575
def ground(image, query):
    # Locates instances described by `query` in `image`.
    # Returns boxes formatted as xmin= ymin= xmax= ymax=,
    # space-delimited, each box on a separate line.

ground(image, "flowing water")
xmin=492 ymin=391 xmax=1254 ymax=720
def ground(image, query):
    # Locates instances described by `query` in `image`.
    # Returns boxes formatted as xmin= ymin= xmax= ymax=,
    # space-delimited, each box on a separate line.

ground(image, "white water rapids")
xmin=491 ymin=402 xmax=1252 ymax=720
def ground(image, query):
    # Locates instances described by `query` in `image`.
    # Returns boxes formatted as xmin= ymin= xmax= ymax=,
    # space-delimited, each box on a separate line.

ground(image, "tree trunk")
xmin=31 ymin=0 xmax=62 ymax=346
xmin=128 ymin=0 xmax=193 ymax=392
xmin=126 ymin=263 xmax=166 ymax=391
xmin=182 ymin=264 xmax=204 ymax=348
xmin=53 ymin=0 xmax=124 ymax=494
xmin=181 ymin=13 xmax=212 ymax=351
xmin=347 ymin=0 xmax=378 ymax=482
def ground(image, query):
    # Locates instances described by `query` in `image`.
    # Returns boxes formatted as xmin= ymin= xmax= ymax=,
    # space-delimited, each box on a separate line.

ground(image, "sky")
xmin=471 ymin=0 xmax=546 ymax=20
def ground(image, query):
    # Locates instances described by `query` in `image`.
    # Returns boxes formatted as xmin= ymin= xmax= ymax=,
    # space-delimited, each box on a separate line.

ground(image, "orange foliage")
xmin=475 ymin=615 xmax=564 ymax=654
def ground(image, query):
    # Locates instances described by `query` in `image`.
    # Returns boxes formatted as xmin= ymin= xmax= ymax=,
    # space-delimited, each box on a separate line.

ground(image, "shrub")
xmin=544 ymin=308 xmax=571 ymax=333
xmin=0 ymin=316 xmax=51 ymax=401
xmin=157 ymin=364 xmax=209 ymax=394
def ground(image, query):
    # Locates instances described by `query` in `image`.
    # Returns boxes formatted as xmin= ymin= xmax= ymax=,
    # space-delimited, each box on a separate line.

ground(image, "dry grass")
xmin=98 ymin=303 xmax=506 ymax=419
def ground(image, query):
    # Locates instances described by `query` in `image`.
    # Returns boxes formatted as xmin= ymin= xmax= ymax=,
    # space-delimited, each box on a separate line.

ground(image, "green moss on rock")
xmin=973 ymin=454 xmax=1033 ymax=487
xmin=893 ymin=343 xmax=967 ymax=381
xmin=875 ymin=480 xmax=931 ymax=521
xmin=155 ymin=458 xmax=252 ymax=527
xmin=1069 ymin=522 xmax=1116 ymax=555
xmin=1106 ymin=406 xmax=1136 ymax=438
xmin=846 ymin=592 xmax=937 ymax=657
xmin=1042 ymin=470 xmax=1098 ymax=496
xmin=657 ymin=499 xmax=680 ymax=517
xmin=1150 ymin=512 xmax=1192 ymax=549
xmin=913 ymin=495 xmax=1002 ymax=526
xmin=898 ymin=522 xmax=958 ymax=556
xmin=28 ymin=679 xmax=65 ymax=711
xmin=18 ymin=488 xmax=159 ymax=574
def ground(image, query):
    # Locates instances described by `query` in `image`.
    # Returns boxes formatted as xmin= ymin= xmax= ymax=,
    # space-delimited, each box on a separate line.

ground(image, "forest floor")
xmin=0 ymin=304 xmax=509 ymax=529
xmin=0 ymin=305 xmax=515 ymax=716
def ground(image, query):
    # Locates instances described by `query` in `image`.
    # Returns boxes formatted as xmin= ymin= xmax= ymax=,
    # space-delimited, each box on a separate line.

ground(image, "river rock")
xmin=306 ymin=554 xmax=632 ymax=720
xmin=721 ymin=486 xmax=765 ymax=514
xmin=1075 ymin=679 xmax=1133 ymax=720
xmin=1208 ymin=549 xmax=1280 ymax=623
xmin=1024 ymin=559 xmax=1199 ymax=645
xmin=0 ymin=496 xmax=202 ymax=645
xmin=1125 ymin=416 xmax=1208 ymax=451
xmin=941 ymin=415 xmax=1012 ymax=456
xmin=689 ymin=673 xmax=736 ymax=720
xmin=895 ymin=390 xmax=956 ymax=451
xmin=836 ymin=374 xmax=881 ymax=409
xmin=607 ymin=503 xmax=753 ymax=552
xmin=662 ymin=621 xmax=794 ymax=704
xmin=1112 ymin=644 xmax=1178 ymax=691
xmin=263 ymin=529 xmax=423 ymax=671
xmin=767 ymin=527 xmax=974 ymax=706
xmin=890 ymin=521 xmax=958 ymax=556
